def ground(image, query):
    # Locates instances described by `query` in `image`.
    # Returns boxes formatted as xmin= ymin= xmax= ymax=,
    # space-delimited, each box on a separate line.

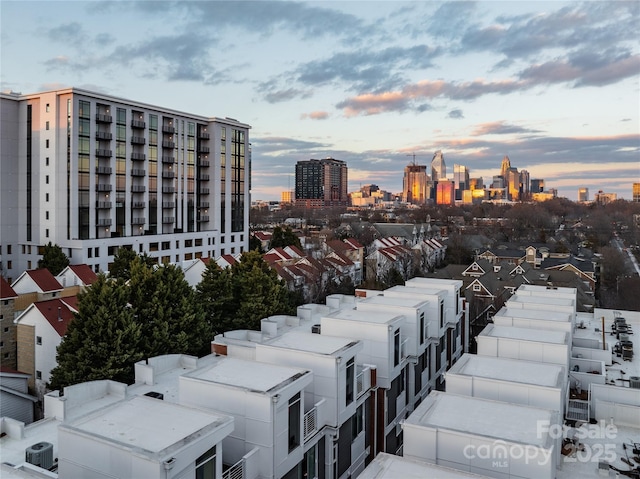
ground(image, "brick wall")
xmin=16 ymin=324 xmax=35 ymax=391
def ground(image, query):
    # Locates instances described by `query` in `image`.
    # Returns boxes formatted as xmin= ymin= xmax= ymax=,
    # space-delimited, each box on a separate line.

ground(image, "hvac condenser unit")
xmin=25 ymin=442 xmax=54 ymax=469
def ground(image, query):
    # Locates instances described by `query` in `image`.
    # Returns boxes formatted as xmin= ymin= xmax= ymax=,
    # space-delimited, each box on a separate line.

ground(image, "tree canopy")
xmin=109 ymin=248 xmax=156 ymax=281
xmin=196 ymin=250 xmax=296 ymax=334
xmin=50 ymin=259 xmax=211 ymax=390
xmin=37 ymin=242 xmax=69 ymax=276
xmin=269 ymin=226 xmax=302 ymax=250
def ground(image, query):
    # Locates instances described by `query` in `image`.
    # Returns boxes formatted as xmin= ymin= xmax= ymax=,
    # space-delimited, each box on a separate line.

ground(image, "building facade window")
xmin=346 ymin=357 xmax=354 ymax=406
xmin=288 ymin=392 xmax=301 ymax=452
xmin=36 ymin=336 xmax=42 ymax=345
xmin=393 ymin=329 xmax=401 ymax=367
xmin=195 ymin=445 xmax=216 ymax=479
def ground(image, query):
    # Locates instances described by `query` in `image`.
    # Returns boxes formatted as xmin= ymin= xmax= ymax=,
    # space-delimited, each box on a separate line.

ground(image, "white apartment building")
xmin=0 ymin=88 xmax=250 ymax=277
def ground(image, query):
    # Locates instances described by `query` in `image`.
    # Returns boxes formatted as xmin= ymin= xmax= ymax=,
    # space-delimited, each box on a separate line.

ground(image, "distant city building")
xmin=436 ymin=181 xmax=455 ymax=205
xmin=594 ymin=190 xmax=617 ymax=205
xmin=519 ymin=170 xmax=530 ymax=198
xmin=294 ymin=157 xmax=348 ymax=208
xmin=453 ymin=164 xmax=469 ymax=201
xmin=0 ymin=88 xmax=250 ymax=275
xmin=500 ymin=155 xmax=511 ymax=179
xmin=431 ymin=150 xmax=446 ymax=182
xmin=633 ymin=183 xmax=640 ymax=202
xmin=530 ymin=179 xmax=545 ymax=193
xmin=505 ymin=168 xmax=520 ymax=201
xmin=491 ymin=175 xmax=505 ymax=189
xmin=578 ymin=187 xmax=589 ymax=202
xmin=403 ymin=163 xmax=429 ymax=204
xmin=280 ymin=190 xmax=293 ymax=204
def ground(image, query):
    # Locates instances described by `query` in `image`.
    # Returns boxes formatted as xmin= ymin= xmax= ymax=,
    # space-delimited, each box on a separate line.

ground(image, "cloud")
xmin=301 ymin=111 xmax=329 ymax=120
xmin=263 ymin=88 xmax=312 ymax=104
xmin=472 ymin=121 xmax=541 ymax=136
xmin=252 ymin=136 xmax=330 ymax=154
xmin=448 ymin=109 xmax=464 ymax=119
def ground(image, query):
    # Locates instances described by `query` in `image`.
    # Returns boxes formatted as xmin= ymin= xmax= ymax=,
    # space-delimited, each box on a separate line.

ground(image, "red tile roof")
xmin=68 ymin=264 xmax=98 ymax=285
xmin=220 ymin=254 xmax=238 ymax=265
xmin=33 ymin=297 xmax=78 ymax=337
xmin=254 ymin=231 xmax=272 ymax=241
xmin=344 ymin=238 xmax=363 ymax=249
xmin=26 ymin=269 xmax=63 ymax=293
xmin=0 ymin=277 xmax=18 ymax=299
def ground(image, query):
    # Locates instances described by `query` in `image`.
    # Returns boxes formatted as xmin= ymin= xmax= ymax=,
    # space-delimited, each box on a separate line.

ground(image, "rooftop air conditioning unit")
xmin=25 ymin=442 xmax=54 ymax=470
xmin=311 ymin=324 xmax=321 ymax=334
xmin=629 ymin=376 xmax=640 ymax=389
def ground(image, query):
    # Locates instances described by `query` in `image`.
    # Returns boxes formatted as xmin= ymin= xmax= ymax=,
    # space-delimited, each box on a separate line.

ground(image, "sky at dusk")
xmin=1 ymin=1 xmax=639 ymax=201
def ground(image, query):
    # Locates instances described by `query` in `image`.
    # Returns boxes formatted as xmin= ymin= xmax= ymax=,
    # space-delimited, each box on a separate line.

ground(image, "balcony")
xmin=162 ymin=125 xmax=175 ymax=134
xmin=400 ymin=338 xmax=409 ymax=361
xmin=198 ymin=131 xmax=210 ymax=140
xmin=132 ymin=217 xmax=145 ymax=225
xmin=96 ymin=166 xmax=112 ymax=175
xmin=199 ymin=188 xmax=210 ymax=195
xmin=162 ymin=171 xmax=176 ymax=179
xmin=303 ymin=399 xmax=326 ymax=441
xmin=132 ymin=202 xmax=145 ymax=209
xmin=131 ymin=152 xmax=146 ymax=161
xmin=130 ymin=169 xmax=146 ymax=177
xmin=199 ymin=174 xmax=210 ymax=181
xmin=131 ymin=119 xmax=146 ymax=129
xmin=162 ymin=217 xmax=175 ymax=223
xmin=162 ymin=140 xmax=175 ymax=149
xmin=95 ymin=131 xmax=112 ymax=140
xmin=96 ymin=201 xmax=112 ymax=209
xmin=95 ymin=149 xmax=112 ymax=158
xmin=197 ymin=215 xmax=210 ymax=222
xmin=162 ymin=202 xmax=175 ymax=208
xmin=161 ymin=155 xmax=174 ymax=164
xmin=95 ymin=184 xmax=112 ymax=192
xmin=162 ymin=186 xmax=175 ymax=193
xmin=95 ymin=113 xmax=112 ymax=123
xmin=131 ymin=185 xmax=146 ymax=193
xmin=222 ymin=449 xmax=259 ymax=479
xmin=356 ymin=364 xmax=374 ymax=398
xmin=198 ymin=146 xmax=210 ymax=154
xmin=97 ymin=218 xmax=112 ymax=226
xmin=198 ymin=160 xmax=210 ymax=167
xmin=131 ymin=136 xmax=146 ymax=145
xmin=197 ymin=201 xmax=209 ymax=208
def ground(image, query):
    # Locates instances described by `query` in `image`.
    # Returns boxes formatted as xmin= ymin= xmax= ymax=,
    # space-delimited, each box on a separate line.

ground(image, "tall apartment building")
xmin=0 ymin=88 xmax=250 ymax=276
xmin=530 ymin=178 xmax=544 ymax=193
xmin=633 ymin=183 xmax=640 ymax=202
xmin=402 ymin=163 xmax=429 ymax=205
xmin=578 ymin=187 xmax=589 ymax=202
xmin=294 ymin=158 xmax=348 ymax=208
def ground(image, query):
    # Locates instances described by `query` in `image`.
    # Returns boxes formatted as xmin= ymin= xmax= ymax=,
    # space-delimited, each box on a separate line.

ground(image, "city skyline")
xmin=1 ymin=1 xmax=638 ymax=201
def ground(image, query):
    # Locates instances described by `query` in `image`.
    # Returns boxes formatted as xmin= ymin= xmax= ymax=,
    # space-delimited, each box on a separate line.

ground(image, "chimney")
xmin=58 ymin=306 xmax=62 ymax=321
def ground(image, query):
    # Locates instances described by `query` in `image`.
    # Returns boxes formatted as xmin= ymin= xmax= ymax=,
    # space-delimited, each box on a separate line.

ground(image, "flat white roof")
xmin=265 ymin=331 xmax=359 ymax=356
xmin=494 ymin=307 xmax=571 ymax=323
xmin=406 ymin=392 xmax=555 ymax=447
xmin=186 ymin=357 xmax=309 ymax=393
xmin=481 ymin=325 xmax=568 ymax=344
xmin=358 ymin=453 xmax=492 ymax=479
xmin=61 ymin=395 xmax=232 ymax=455
xmin=509 ymin=294 xmax=575 ymax=307
xmin=448 ymin=354 xmax=564 ymax=388
xmin=384 ymin=285 xmax=445 ymax=299
xmin=358 ymin=295 xmax=427 ymax=309
xmin=323 ymin=308 xmax=403 ymax=325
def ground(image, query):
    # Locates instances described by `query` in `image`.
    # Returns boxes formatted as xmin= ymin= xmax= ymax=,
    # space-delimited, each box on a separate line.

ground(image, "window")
xmin=46 ymin=193 xmax=49 ymax=202
xmin=45 ymin=175 xmax=49 ymax=184
xmin=161 ymin=241 xmax=170 ymax=250
xmin=36 ymin=371 xmax=42 ymax=380
xmin=440 ymin=301 xmax=444 ymax=329
xmin=352 ymin=405 xmax=364 ymax=440
xmin=46 ymin=103 xmax=50 ymax=112
xmin=46 ymin=121 xmax=49 ymax=130
xmin=185 ymin=239 xmax=193 ymax=247
xmin=36 ymin=336 xmax=42 ymax=345
xmin=3 ymin=327 xmax=8 ymax=333
xmin=288 ymin=392 xmax=301 ymax=452
xmin=46 ymin=139 xmax=49 ymax=148
xmin=45 ymin=229 xmax=49 ymax=238
xmin=94 ymin=247 xmax=99 ymax=258
xmin=346 ymin=357 xmax=354 ymax=406
xmin=419 ymin=312 xmax=425 ymax=345
xmin=46 ymin=211 xmax=49 ymax=220
xmin=46 ymin=157 xmax=49 ymax=166
xmin=195 ymin=445 xmax=216 ymax=479
xmin=473 ymin=283 xmax=481 ymax=292
xmin=393 ymin=329 xmax=400 ymax=367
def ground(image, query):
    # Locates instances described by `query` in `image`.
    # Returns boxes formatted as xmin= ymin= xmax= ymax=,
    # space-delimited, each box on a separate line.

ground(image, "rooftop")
xmin=358 ymin=295 xmax=427 ymax=310
xmin=481 ymin=324 xmax=569 ymax=345
xmin=447 ymin=354 xmax=565 ymax=388
xmin=265 ymin=331 xmax=359 ymax=356
xmin=494 ymin=307 xmax=571 ymax=323
xmin=323 ymin=308 xmax=403 ymax=326
xmin=358 ymin=453 xmax=492 ymax=479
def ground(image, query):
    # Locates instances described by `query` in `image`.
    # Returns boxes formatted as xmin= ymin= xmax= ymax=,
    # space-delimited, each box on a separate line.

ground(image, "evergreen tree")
xmin=37 ymin=242 xmax=69 ymax=276
xmin=196 ymin=262 xmax=236 ymax=335
xmin=49 ymin=274 xmax=144 ymax=390
xmin=269 ymin=226 xmax=302 ymax=249
xmin=109 ymin=248 xmax=156 ymax=281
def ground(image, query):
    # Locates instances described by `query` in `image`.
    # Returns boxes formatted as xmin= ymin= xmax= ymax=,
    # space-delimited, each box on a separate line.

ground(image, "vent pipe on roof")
xmin=58 ymin=307 xmax=62 ymax=321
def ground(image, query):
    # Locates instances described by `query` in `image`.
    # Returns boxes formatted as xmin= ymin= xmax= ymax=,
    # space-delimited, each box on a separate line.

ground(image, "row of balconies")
xmin=199 ymin=174 xmax=210 ymax=181
xmin=198 ymin=201 xmax=209 ymax=208
xmin=162 ymin=202 xmax=175 ymax=208
xmin=96 ymin=166 xmax=112 ymax=175
xmin=95 ymin=201 xmax=146 ymax=209
xmin=162 ymin=155 xmax=174 ymax=164
xmin=131 ymin=185 xmax=145 ymax=193
xmin=198 ymin=160 xmax=210 ymax=167
xmin=162 ymin=217 xmax=175 ymax=223
xmin=94 ymin=184 xmax=214 ymax=195
xmin=162 ymin=171 xmax=176 ymax=179
xmin=162 ymin=186 xmax=175 ymax=193
xmin=132 ymin=217 xmax=145 ymax=225
xmin=197 ymin=216 xmax=209 ymax=222
xmin=131 ymin=169 xmax=146 ymax=177
xmin=131 ymin=136 xmax=145 ymax=145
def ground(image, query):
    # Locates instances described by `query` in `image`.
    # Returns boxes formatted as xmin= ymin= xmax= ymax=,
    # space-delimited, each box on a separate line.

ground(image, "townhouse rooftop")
xmin=357 ymin=295 xmax=428 ymax=310
xmin=493 ymin=307 xmax=572 ymax=324
xmin=481 ymin=324 xmax=569 ymax=345
xmin=446 ymin=354 xmax=565 ymax=389
xmin=359 ymin=453 xmax=492 ymax=479
xmin=264 ymin=331 xmax=359 ymax=356
xmin=322 ymin=308 xmax=403 ymax=325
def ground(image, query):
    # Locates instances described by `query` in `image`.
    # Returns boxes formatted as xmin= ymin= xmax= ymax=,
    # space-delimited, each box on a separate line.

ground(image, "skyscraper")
xmin=403 ymin=163 xmax=429 ymax=204
xmin=500 ymin=155 xmax=511 ymax=179
xmin=633 ymin=183 xmax=640 ymax=202
xmin=453 ymin=164 xmax=470 ymax=201
xmin=436 ymin=181 xmax=455 ymax=205
xmin=431 ymin=150 xmax=446 ymax=182
xmin=530 ymin=179 xmax=545 ymax=193
xmin=0 ymin=88 xmax=250 ymax=276
xmin=578 ymin=187 xmax=589 ymax=202
xmin=294 ymin=157 xmax=348 ymax=208
xmin=519 ymin=170 xmax=530 ymax=198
